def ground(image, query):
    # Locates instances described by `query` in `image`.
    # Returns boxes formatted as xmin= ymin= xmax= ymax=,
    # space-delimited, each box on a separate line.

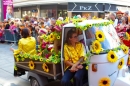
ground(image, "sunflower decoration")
xmin=96 ymin=30 xmax=105 ymax=42
xmin=88 ymin=24 xmax=92 ymax=28
xmin=118 ymin=58 xmax=124 ymax=69
xmin=107 ymin=50 xmax=118 ymax=63
xmin=99 ymin=77 xmax=111 ymax=86
xmin=57 ymin=35 xmax=60 ymax=39
xmin=125 ymin=32 xmax=130 ymax=41
xmin=39 ymin=57 xmax=43 ymax=62
xmin=48 ymin=33 xmax=55 ymax=42
xmin=28 ymin=61 xmax=35 ymax=70
xmin=42 ymin=63 xmax=49 ymax=72
xmin=91 ymin=40 xmax=103 ymax=54
xmin=120 ymin=44 xmax=129 ymax=54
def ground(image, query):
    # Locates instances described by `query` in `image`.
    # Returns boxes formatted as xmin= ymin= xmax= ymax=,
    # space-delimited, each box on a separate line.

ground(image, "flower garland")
xmin=118 ymin=58 xmax=124 ymax=69
xmin=99 ymin=77 xmax=111 ymax=86
xmin=107 ymin=50 xmax=118 ymax=63
xmin=55 ymin=17 xmax=113 ymax=31
xmin=15 ymin=52 xmax=61 ymax=64
xmin=28 ymin=61 xmax=35 ymax=70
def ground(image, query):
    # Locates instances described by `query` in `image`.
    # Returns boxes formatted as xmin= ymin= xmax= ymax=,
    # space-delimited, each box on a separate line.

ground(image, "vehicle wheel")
xmin=30 ymin=77 xmax=40 ymax=86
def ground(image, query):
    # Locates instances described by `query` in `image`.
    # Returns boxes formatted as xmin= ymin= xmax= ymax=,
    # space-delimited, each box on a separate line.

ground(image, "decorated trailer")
xmin=14 ymin=19 xmax=130 ymax=86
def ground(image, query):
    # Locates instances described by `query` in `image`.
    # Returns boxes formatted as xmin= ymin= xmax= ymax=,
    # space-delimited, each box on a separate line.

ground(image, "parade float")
xmin=14 ymin=17 xmax=130 ymax=86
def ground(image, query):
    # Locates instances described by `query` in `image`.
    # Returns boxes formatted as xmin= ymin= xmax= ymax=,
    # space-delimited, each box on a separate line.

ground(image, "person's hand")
xmin=77 ymin=64 xmax=83 ymax=69
xmin=69 ymin=64 xmax=78 ymax=72
xmin=10 ymin=47 xmax=14 ymax=52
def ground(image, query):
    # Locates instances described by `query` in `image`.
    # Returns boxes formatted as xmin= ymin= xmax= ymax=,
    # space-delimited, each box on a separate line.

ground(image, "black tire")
xmin=30 ymin=77 xmax=40 ymax=86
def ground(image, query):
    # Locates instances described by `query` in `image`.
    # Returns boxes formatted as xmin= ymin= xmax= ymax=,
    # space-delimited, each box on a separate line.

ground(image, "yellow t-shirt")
xmin=64 ymin=42 xmax=85 ymax=69
xmin=14 ymin=37 xmax=36 ymax=55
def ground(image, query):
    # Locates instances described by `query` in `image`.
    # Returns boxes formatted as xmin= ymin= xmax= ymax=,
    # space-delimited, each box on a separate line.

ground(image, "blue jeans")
xmin=61 ymin=64 xmax=88 ymax=86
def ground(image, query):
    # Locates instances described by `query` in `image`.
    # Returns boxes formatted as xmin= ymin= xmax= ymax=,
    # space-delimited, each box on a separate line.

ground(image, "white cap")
xmin=58 ymin=17 xmax=63 ymax=21
xmin=34 ymin=21 xmax=38 ymax=24
xmin=77 ymin=15 xmax=81 ymax=18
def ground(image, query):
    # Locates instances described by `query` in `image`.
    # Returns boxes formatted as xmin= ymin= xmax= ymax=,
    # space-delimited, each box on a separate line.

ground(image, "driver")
xmin=61 ymin=28 xmax=88 ymax=86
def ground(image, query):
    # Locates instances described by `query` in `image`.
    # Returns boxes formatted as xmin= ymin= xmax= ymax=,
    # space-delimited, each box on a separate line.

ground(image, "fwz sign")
xmin=68 ymin=3 xmax=103 ymax=12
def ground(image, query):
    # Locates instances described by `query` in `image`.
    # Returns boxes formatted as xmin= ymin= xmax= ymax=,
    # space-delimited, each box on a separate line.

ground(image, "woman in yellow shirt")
xmin=61 ymin=29 xmax=87 ymax=86
xmin=10 ymin=28 xmax=36 ymax=76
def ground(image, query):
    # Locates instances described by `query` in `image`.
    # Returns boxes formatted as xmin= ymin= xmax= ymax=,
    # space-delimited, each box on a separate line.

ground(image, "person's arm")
xmin=64 ymin=45 xmax=72 ymax=66
xmin=11 ymin=40 xmax=23 ymax=55
xmin=65 ymin=61 xmax=74 ymax=67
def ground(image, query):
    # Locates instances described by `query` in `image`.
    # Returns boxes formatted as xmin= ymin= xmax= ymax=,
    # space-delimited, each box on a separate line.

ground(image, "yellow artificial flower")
xmin=121 ymin=44 xmax=129 ymax=54
xmin=86 ymin=66 xmax=89 ymax=70
xmin=125 ymin=32 xmax=130 ymax=41
xmin=49 ymin=33 xmax=55 ymax=42
xmin=16 ymin=58 xmax=19 ymax=62
xmin=46 ymin=59 xmax=50 ymax=63
xmin=92 ymin=40 xmax=102 ymax=54
xmin=39 ymin=57 xmax=43 ymax=62
xmin=118 ymin=58 xmax=124 ymax=69
xmin=54 ymin=60 xmax=58 ymax=64
xmin=57 ymin=36 xmax=60 ymax=39
xmin=14 ymin=65 xmax=17 ymax=71
xmin=107 ymin=50 xmax=118 ymax=63
xmin=42 ymin=63 xmax=49 ymax=72
xmin=51 ymin=48 xmax=54 ymax=53
xmin=28 ymin=61 xmax=35 ymax=70
xmin=21 ymin=58 xmax=25 ymax=61
xmin=99 ymin=77 xmax=111 ymax=86
xmin=96 ymin=30 xmax=105 ymax=42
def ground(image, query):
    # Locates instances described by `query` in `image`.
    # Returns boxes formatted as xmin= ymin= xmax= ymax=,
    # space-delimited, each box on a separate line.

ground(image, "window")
xmin=85 ymin=25 xmax=120 ymax=52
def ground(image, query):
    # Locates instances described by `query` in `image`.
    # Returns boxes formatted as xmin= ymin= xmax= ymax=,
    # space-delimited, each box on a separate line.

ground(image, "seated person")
xmin=10 ymin=28 xmax=36 ymax=76
xmin=10 ymin=28 xmax=36 ymax=55
xmin=61 ymin=29 xmax=87 ymax=86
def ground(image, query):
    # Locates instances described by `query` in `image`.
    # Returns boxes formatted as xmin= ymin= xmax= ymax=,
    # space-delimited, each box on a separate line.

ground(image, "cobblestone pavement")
xmin=0 ymin=43 xmax=30 ymax=86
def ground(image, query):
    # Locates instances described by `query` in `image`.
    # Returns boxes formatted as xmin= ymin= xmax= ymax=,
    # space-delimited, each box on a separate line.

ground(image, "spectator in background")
xmin=0 ymin=25 xmax=4 ymax=43
xmin=39 ymin=22 xmax=44 ymax=28
xmin=124 ymin=11 xmax=129 ymax=24
xmin=58 ymin=17 xmax=64 ymax=21
xmin=9 ymin=21 xmax=16 ymax=34
xmin=109 ymin=12 xmax=118 ymax=28
xmin=44 ymin=18 xmax=51 ymax=27
xmin=116 ymin=11 xmax=124 ymax=24
xmin=4 ymin=21 xmax=10 ymax=29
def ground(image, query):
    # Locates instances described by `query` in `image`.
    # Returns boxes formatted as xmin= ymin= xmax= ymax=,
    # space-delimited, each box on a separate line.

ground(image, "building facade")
xmin=13 ymin=0 xmax=130 ymax=19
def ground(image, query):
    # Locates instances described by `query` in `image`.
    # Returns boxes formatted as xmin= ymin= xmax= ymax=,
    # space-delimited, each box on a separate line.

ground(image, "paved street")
xmin=0 ymin=43 xmax=30 ymax=86
xmin=0 ymin=43 xmax=62 ymax=86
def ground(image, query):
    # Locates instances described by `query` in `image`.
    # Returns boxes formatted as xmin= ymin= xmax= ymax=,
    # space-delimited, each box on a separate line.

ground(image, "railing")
xmin=4 ymin=29 xmax=19 ymax=44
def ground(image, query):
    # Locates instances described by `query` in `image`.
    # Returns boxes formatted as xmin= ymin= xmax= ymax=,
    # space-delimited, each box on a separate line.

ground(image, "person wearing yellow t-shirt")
xmin=61 ymin=29 xmax=87 ymax=86
xmin=10 ymin=28 xmax=36 ymax=76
